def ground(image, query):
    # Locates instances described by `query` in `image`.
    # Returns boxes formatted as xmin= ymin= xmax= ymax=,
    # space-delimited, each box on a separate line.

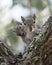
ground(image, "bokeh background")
xmin=0 ymin=0 xmax=52 ymax=54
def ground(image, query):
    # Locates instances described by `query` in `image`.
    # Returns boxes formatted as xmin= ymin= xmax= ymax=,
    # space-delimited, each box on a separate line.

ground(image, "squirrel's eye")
xmin=19 ymin=26 xmax=21 ymax=29
xmin=24 ymin=23 xmax=26 ymax=25
xmin=33 ymin=21 xmax=35 ymax=23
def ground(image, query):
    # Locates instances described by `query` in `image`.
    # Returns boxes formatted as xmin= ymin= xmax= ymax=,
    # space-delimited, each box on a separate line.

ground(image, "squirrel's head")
xmin=14 ymin=22 xmax=27 ymax=37
xmin=21 ymin=14 xmax=36 ymax=31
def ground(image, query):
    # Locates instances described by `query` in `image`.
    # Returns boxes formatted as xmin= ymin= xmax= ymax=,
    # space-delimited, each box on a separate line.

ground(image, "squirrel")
xmin=14 ymin=15 xmax=39 ymax=44
xmin=14 ymin=14 xmax=36 ymax=44
xmin=14 ymin=14 xmax=41 ymax=57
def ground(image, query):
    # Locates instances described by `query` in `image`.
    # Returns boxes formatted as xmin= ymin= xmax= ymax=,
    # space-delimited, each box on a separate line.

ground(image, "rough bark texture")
xmin=0 ymin=16 xmax=52 ymax=65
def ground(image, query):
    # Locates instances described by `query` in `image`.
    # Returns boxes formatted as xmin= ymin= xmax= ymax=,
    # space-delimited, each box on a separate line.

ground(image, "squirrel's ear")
xmin=16 ymin=21 xmax=22 ymax=25
xmin=21 ymin=16 xmax=25 ymax=22
xmin=33 ymin=14 xmax=36 ymax=20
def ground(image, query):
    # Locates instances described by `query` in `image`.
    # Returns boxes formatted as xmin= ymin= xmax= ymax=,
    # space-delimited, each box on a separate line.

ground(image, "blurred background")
xmin=0 ymin=0 xmax=52 ymax=54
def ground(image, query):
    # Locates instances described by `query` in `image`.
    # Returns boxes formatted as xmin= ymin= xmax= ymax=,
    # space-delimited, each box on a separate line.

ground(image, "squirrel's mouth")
xmin=18 ymin=31 xmax=26 ymax=36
